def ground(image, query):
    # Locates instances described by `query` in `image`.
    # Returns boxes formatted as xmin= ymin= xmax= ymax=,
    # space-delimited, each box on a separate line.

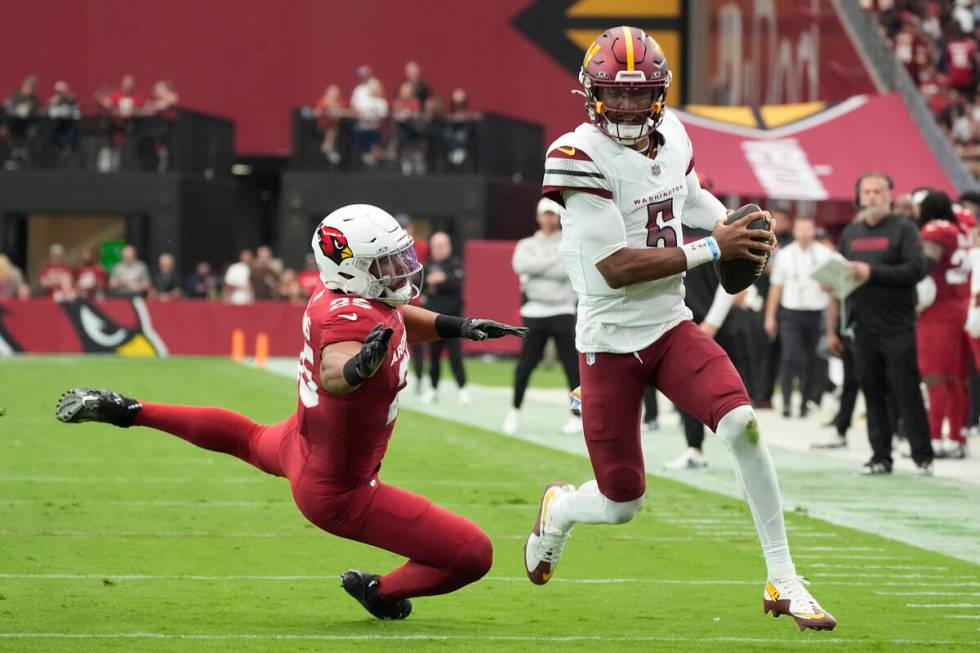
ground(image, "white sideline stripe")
xmin=795 ymin=546 xmax=885 ymax=552
xmin=809 ymin=564 xmax=948 ymax=571
xmin=907 ymin=603 xmax=980 ymax=608
xmin=795 ymin=554 xmax=910 ymax=561
xmin=2 ymin=573 xmax=978 ymax=588
xmin=811 ymin=572 xmax=975 ymax=580
xmin=946 ymin=614 xmax=980 ymax=619
xmin=0 ymin=632 xmax=961 ymax=645
xmin=0 ymin=530 xmax=783 ymax=544
xmin=878 ymin=591 xmax=980 ymax=597
xmin=0 ymin=632 xmax=966 ymax=646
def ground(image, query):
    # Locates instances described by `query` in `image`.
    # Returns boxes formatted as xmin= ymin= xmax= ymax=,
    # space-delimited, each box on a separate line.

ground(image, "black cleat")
xmin=340 ymin=569 xmax=411 ymax=620
xmin=56 ymin=388 xmax=141 ymax=427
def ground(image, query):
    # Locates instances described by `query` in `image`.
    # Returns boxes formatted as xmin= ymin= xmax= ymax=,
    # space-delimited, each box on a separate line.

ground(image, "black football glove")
xmin=344 ymin=324 xmax=393 ymax=385
xmin=460 ymin=318 xmax=528 ymax=341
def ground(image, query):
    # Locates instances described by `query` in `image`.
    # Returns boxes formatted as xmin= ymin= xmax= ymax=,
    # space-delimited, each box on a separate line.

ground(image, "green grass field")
xmin=1 ymin=356 xmax=978 ymax=652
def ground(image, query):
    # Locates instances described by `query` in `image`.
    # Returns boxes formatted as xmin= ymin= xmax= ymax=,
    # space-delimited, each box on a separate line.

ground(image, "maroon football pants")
xmin=579 ymin=320 xmax=751 ymax=502
xmin=135 ymin=403 xmax=492 ymax=601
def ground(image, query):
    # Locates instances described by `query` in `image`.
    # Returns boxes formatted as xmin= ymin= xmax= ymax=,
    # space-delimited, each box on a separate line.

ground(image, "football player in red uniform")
xmin=56 ymin=204 xmax=526 ymax=620
xmin=917 ymin=192 xmax=972 ymax=458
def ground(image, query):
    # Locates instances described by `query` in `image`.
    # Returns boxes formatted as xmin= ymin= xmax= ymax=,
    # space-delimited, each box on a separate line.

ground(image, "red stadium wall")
xmin=0 ymin=242 xmax=524 ymax=357
xmin=0 ymin=0 xmax=583 ymax=154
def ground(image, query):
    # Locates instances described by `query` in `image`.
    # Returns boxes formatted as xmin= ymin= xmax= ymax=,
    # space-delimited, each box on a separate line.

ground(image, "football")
xmin=712 ymin=203 xmax=771 ymax=294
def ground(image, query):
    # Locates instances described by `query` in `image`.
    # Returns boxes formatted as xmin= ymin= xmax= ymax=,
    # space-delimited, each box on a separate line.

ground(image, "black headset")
xmin=854 ymin=172 xmax=894 ymax=209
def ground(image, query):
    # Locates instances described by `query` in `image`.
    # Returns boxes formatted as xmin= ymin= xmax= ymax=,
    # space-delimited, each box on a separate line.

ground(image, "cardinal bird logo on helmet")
xmin=318 ymin=226 xmax=353 ymax=265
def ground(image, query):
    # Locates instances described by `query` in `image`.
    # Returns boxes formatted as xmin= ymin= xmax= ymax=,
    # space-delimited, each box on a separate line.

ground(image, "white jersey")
xmin=542 ymin=112 xmax=701 ymax=353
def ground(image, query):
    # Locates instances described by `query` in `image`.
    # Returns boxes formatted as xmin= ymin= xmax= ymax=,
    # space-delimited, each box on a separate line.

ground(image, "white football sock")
xmin=713 ymin=405 xmax=795 ymax=579
xmin=550 ymin=480 xmax=643 ymax=533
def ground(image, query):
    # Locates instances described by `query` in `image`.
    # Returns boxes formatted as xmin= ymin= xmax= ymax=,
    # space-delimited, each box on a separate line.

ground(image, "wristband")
xmin=435 ymin=314 xmax=465 ymax=338
xmin=342 ymin=356 xmax=366 ymax=386
xmin=680 ymin=236 xmax=720 ymax=270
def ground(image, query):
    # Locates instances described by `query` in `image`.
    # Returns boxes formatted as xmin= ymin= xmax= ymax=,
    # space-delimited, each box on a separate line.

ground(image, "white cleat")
xmin=421 ymin=387 xmax=436 ymax=404
xmin=560 ymin=415 xmax=583 ymax=435
xmin=763 ymin=576 xmax=837 ymax=631
xmin=524 ymin=482 xmax=574 ymax=585
xmin=502 ymin=408 xmax=520 ymax=434
xmin=663 ymin=447 xmax=708 ymax=471
xmin=458 ymin=388 xmax=472 ymax=405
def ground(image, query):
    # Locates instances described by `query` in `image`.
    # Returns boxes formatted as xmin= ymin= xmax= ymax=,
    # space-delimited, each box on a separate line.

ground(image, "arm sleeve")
xmin=868 ymin=222 xmax=929 ymax=287
xmin=970 ymin=248 xmax=980 ymax=295
xmin=562 ymin=191 xmax=628 ymax=265
xmin=681 ymin=170 xmax=726 ymax=231
xmin=703 ymin=285 xmax=734 ymax=328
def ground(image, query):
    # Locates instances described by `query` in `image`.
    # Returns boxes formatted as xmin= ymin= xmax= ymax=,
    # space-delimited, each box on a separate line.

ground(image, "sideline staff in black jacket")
xmin=422 ymin=232 xmax=468 ymax=402
xmin=827 ymin=172 xmax=933 ymax=475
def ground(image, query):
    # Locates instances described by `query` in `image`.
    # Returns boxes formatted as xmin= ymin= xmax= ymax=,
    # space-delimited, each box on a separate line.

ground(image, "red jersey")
xmin=296 ymin=289 xmax=409 ymax=484
xmin=75 ymin=263 xmax=107 ymax=295
xmin=39 ymin=263 xmax=73 ymax=296
xmin=945 ymin=38 xmax=977 ymax=89
xmin=104 ymin=90 xmax=145 ymax=117
xmin=920 ymin=219 xmax=970 ymax=323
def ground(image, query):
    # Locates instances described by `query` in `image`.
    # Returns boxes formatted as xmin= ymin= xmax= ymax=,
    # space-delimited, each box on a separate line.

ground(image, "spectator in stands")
xmin=422 ymin=232 xmax=468 ymax=403
xmin=74 ymin=247 xmax=107 ymax=299
xmin=828 ymin=172 xmax=933 ymax=475
xmin=765 ymin=216 xmax=835 ymax=418
xmin=503 ymin=198 xmax=580 ymax=436
xmin=5 ymin=75 xmax=40 ymax=118
xmin=0 ymin=254 xmax=29 ymax=300
xmin=351 ymin=76 xmax=388 ymax=167
xmin=98 ymin=74 xmax=144 ymax=117
xmin=403 ymin=61 xmax=431 ymax=106
xmin=392 ymin=81 xmax=424 ymax=175
xmin=147 ymin=80 xmax=179 ymax=116
xmin=4 ymin=75 xmax=41 ymax=168
xmin=313 ymin=84 xmax=345 ymax=165
xmin=277 ymin=268 xmax=305 ymax=303
xmin=251 ymin=245 xmax=280 ymax=300
xmin=223 ymin=249 xmax=254 ymax=304
xmin=184 ymin=261 xmax=220 ymax=300
xmin=109 ymin=245 xmax=150 ymax=298
xmin=942 ymin=26 xmax=978 ymax=100
xmin=895 ymin=20 xmax=931 ymax=85
xmin=445 ymin=88 xmax=471 ymax=167
xmin=296 ymin=254 xmax=322 ymax=297
xmin=152 ymin=253 xmax=183 ymax=301
xmin=46 ymin=81 xmax=81 ymax=165
xmin=39 ymin=244 xmax=74 ymax=300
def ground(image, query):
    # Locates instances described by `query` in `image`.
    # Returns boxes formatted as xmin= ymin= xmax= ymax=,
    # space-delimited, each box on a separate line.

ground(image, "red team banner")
xmin=0 ymin=242 xmax=524 ymax=357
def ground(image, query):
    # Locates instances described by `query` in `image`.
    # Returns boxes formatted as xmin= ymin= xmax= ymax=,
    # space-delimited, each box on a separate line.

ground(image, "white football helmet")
xmin=311 ymin=204 xmax=422 ymax=305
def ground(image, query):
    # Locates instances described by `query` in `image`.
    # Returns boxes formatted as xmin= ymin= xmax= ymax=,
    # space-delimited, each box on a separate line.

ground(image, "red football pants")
xmin=135 ymin=403 xmax=492 ymax=601
xmin=579 ymin=320 xmax=751 ymax=502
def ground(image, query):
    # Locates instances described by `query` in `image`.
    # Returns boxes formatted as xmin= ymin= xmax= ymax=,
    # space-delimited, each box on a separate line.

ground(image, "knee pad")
xmin=716 ymin=404 xmax=758 ymax=447
xmin=454 ymin=531 xmax=493 ymax=583
xmin=600 ymin=465 xmax=646 ymax=504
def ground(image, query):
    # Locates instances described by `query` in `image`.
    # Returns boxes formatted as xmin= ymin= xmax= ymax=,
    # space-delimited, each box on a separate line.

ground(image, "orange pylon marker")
xmin=231 ymin=329 xmax=246 ymax=362
xmin=255 ymin=332 xmax=269 ymax=369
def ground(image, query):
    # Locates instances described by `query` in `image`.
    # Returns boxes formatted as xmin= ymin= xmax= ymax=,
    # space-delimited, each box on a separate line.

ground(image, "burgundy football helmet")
xmin=578 ymin=26 xmax=672 ymax=145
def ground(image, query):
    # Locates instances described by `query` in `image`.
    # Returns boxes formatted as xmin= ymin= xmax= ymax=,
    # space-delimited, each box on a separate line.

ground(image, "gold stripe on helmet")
xmin=623 ymin=26 xmax=635 ymax=71
xmin=583 ymin=41 xmax=601 ymax=67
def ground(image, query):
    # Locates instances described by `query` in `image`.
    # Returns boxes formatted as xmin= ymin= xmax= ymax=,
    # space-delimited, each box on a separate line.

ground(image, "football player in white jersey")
xmin=522 ymin=26 xmax=836 ymax=631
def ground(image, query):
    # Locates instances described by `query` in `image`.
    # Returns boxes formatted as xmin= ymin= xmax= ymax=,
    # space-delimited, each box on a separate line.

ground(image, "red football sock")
xmin=946 ymin=380 xmax=967 ymax=444
xmin=926 ymin=385 xmax=948 ymax=441
xmin=134 ymin=402 xmax=287 ymax=475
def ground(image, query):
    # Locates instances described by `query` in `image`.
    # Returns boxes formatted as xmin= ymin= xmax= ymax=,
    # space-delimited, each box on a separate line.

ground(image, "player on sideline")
xmin=521 ymin=26 xmax=836 ymax=631
xmin=56 ymin=204 xmax=526 ymax=620
xmin=916 ymin=191 xmax=972 ymax=458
